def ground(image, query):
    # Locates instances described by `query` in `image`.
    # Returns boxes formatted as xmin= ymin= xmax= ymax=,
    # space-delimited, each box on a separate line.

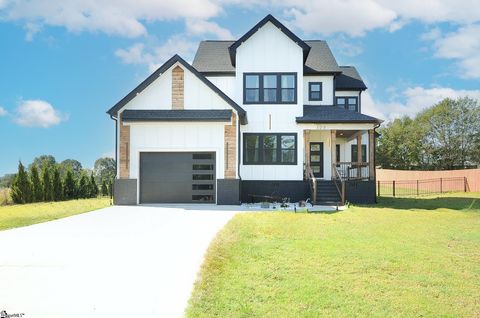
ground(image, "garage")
xmin=139 ymin=152 xmax=216 ymax=204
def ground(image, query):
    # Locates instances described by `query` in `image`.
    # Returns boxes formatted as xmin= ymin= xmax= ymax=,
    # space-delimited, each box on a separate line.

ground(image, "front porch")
xmin=303 ymin=128 xmax=376 ymax=204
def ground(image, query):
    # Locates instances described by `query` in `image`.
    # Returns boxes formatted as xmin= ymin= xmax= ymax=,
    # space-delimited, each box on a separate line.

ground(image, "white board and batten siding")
xmin=235 ymin=21 xmax=305 ymax=181
xmin=303 ymin=75 xmax=334 ymax=105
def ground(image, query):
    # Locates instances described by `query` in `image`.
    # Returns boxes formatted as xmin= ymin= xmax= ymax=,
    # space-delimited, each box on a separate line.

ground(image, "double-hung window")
xmin=309 ymin=82 xmax=323 ymax=101
xmin=243 ymin=73 xmax=297 ymax=104
xmin=244 ymin=133 xmax=297 ymax=165
xmin=336 ymin=96 xmax=358 ymax=112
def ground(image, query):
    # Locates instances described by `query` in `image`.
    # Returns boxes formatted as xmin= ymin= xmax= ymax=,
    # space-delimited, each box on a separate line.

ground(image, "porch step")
xmin=315 ymin=181 xmax=341 ymax=205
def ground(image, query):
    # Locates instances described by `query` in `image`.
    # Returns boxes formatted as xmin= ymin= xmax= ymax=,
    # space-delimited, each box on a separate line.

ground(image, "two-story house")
xmin=107 ymin=14 xmax=382 ymax=205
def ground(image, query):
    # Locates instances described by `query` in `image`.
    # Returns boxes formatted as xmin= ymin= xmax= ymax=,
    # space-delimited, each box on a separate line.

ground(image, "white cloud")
xmin=186 ymin=19 xmax=233 ymax=40
xmin=429 ymin=24 xmax=480 ymax=79
xmin=363 ymin=86 xmax=480 ymax=121
xmin=14 ymin=100 xmax=66 ymax=128
xmin=0 ymin=106 xmax=7 ymax=116
xmin=24 ymin=22 xmax=41 ymax=41
xmin=330 ymin=35 xmax=363 ymax=57
xmin=0 ymin=0 xmax=222 ymax=38
xmin=115 ymin=35 xmax=197 ymax=72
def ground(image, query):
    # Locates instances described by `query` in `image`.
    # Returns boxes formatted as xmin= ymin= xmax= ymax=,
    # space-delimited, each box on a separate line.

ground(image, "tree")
xmin=89 ymin=173 xmax=98 ymax=198
xmin=30 ymin=165 xmax=43 ymax=202
xmin=11 ymin=161 xmax=32 ymax=204
xmin=52 ymin=166 xmax=63 ymax=201
xmin=93 ymin=157 xmax=115 ymax=185
xmin=42 ymin=166 xmax=54 ymax=201
xmin=59 ymin=159 xmax=83 ymax=179
xmin=77 ymin=173 xmax=90 ymax=199
xmin=0 ymin=173 xmax=16 ymax=188
xmin=101 ymin=180 xmax=109 ymax=196
xmin=28 ymin=155 xmax=56 ymax=173
xmin=63 ymin=170 xmax=77 ymax=200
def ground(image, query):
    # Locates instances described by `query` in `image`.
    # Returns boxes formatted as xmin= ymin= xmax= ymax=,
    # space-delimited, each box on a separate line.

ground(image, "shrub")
xmin=89 ymin=173 xmax=98 ymax=198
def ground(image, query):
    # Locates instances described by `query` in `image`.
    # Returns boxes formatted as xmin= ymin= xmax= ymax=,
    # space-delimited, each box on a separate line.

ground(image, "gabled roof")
xmin=335 ymin=66 xmax=367 ymax=90
xmin=107 ymin=54 xmax=247 ymax=124
xmin=228 ymin=14 xmax=311 ymax=66
xmin=296 ymin=106 xmax=382 ymax=124
xmin=121 ymin=109 xmax=233 ymax=122
xmin=192 ymin=40 xmax=341 ymax=75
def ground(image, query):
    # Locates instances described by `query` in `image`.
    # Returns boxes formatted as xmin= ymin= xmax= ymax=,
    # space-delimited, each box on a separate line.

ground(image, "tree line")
xmin=377 ymin=97 xmax=480 ymax=170
xmin=7 ymin=155 xmax=115 ymax=204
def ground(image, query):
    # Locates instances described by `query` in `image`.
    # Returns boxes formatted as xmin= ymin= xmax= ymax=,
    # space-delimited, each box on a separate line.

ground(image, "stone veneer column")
xmin=119 ymin=114 xmax=130 ymax=179
xmin=224 ymin=113 xmax=237 ymax=179
xmin=172 ymin=65 xmax=184 ymax=110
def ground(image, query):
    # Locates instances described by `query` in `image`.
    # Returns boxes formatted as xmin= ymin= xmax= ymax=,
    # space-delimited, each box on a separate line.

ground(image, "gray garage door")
xmin=139 ymin=152 xmax=216 ymax=204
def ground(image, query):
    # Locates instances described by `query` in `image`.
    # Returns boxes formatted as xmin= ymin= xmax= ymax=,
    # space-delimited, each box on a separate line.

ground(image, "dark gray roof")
xmin=296 ymin=106 xmax=381 ymax=124
xmin=192 ymin=40 xmax=341 ymax=74
xmin=304 ymin=41 xmax=341 ymax=73
xmin=121 ymin=109 xmax=233 ymax=122
xmin=107 ymin=54 xmax=247 ymax=124
xmin=193 ymin=41 xmax=235 ymax=74
xmin=336 ymin=66 xmax=367 ymax=90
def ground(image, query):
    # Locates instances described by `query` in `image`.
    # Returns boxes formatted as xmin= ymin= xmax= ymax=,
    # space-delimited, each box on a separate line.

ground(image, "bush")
xmin=89 ymin=173 xmax=98 ymax=198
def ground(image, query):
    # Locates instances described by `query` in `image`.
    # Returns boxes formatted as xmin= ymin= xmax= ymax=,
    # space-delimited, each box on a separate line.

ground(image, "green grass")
xmin=187 ymin=192 xmax=480 ymax=317
xmin=0 ymin=198 xmax=111 ymax=231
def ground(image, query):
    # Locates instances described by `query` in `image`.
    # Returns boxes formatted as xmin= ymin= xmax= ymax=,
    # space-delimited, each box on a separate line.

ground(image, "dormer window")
xmin=336 ymin=96 xmax=358 ymax=112
xmin=309 ymin=82 xmax=323 ymax=101
xmin=243 ymin=73 xmax=297 ymax=104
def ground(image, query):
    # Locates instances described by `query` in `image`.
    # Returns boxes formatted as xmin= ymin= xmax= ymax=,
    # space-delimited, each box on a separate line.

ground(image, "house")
xmin=107 ymin=14 xmax=382 ymax=206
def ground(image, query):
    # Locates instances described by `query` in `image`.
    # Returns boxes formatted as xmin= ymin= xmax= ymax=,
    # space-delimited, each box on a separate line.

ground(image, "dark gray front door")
xmin=310 ymin=142 xmax=324 ymax=178
xmin=139 ymin=152 xmax=216 ymax=204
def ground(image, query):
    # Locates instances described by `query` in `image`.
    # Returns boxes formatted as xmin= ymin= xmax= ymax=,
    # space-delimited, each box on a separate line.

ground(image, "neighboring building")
xmin=107 ymin=14 xmax=382 ymax=205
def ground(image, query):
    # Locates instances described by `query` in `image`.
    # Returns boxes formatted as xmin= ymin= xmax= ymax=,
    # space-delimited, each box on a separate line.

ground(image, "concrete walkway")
xmin=0 ymin=205 xmax=236 ymax=318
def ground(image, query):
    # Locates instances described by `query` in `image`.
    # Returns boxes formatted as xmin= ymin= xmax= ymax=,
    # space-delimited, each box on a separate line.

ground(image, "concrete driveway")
xmin=0 ymin=205 xmax=236 ymax=317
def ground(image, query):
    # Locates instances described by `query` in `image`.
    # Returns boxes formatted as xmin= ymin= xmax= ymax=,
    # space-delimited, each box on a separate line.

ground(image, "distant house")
xmin=107 ymin=14 xmax=382 ymax=205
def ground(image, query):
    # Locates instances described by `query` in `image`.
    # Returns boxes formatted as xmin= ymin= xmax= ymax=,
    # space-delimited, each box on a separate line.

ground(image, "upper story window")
xmin=309 ymin=82 xmax=323 ymax=101
xmin=244 ymin=73 xmax=297 ymax=104
xmin=336 ymin=96 xmax=358 ymax=112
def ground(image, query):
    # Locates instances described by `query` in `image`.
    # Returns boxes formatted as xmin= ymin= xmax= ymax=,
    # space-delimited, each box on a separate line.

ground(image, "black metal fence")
xmin=378 ymin=177 xmax=468 ymax=197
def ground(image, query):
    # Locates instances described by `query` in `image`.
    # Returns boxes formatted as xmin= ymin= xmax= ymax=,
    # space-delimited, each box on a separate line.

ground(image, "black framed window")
xmin=351 ymin=144 xmax=367 ymax=162
xmin=336 ymin=144 xmax=340 ymax=163
xmin=243 ymin=73 xmax=297 ymax=104
xmin=336 ymin=96 xmax=358 ymax=112
xmin=309 ymin=82 xmax=323 ymax=101
xmin=243 ymin=133 xmax=297 ymax=165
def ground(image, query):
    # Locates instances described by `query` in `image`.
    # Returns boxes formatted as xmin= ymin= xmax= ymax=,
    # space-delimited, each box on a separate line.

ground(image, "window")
xmin=243 ymin=73 xmax=297 ymax=104
xmin=336 ymin=144 xmax=340 ymax=163
xmin=243 ymin=133 xmax=297 ymax=165
xmin=336 ymin=96 xmax=358 ymax=112
xmin=309 ymin=82 xmax=323 ymax=101
xmin=351 ymin=144 xmax=367 ymax=162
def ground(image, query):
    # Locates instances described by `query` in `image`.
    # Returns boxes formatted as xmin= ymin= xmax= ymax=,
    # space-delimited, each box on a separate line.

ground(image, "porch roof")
xmin=296 ymin=106 xmax=382 ymax=124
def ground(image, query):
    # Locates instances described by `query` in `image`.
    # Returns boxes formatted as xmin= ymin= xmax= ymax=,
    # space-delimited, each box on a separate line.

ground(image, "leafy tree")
xmin=94 ymin=157 xmax=115 ymax=185
xmin=30 ymin=165 xmax=43 ymax=202
xmin=59 ymin=159 xmax=83 ymax=179
xmin=29 ymin=155 xmax=56 ymax=172
xmin=11 ymin=161 xmax=32 ymax=204
xmin=0 ymin=173 xmax=16 ymax=188
xmin=42 ymin=166 xmax=54 ymax=201
xmin=63 ymin=170 xmax=77 ymax=200
xmin=78 ymin=173 xmax=90 ymax=199
xmin=89 ymin=173 xmax=98 ymax=198
xmin=101 ymin=180 xmax=108 ymax=196
xmin=52 ymin=166 xmax=63 ymax=201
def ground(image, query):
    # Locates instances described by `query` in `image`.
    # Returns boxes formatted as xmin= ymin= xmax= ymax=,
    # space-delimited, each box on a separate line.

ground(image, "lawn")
xmin=0 ymin=197 xmax=111 ymax=231
xmin=187 ymin=192 xmax=480 ymax=317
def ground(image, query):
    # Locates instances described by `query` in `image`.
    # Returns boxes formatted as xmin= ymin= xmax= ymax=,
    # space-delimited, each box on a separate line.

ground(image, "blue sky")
xmin=1 ymin=1 xmax=480 ymax=175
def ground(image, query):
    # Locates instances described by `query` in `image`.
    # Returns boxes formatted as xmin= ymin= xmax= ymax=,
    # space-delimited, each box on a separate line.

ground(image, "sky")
xmin=1 ymin=0 xmax=480 ymax=175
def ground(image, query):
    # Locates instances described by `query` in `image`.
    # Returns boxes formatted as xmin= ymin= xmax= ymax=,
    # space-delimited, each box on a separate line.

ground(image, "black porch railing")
xmin=333 ymin=162 xmax=370 ymax=180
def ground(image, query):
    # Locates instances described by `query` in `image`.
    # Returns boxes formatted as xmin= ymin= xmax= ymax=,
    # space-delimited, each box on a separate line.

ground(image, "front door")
xmin=310 ymin=142 xmax=324 ymax=178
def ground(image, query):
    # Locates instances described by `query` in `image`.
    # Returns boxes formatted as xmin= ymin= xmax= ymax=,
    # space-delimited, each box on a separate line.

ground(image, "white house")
xmin=107 ymin=15 xmax=382 ymax=205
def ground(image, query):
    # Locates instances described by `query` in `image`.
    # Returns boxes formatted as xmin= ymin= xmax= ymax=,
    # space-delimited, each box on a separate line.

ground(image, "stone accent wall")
xmin=119 ymin=115 xmax=130 ymax=179
xmin=224 ymin=113 xmax=237 ymax=179
xmin=172 ymin=65 xmax=184 ymax=110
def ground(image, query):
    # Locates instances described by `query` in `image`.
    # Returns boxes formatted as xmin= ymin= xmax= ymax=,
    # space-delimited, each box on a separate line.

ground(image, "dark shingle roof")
xmin=107 ymin=55 xmax=247 ymax=124
xmin=296 ymin=106 xmax=381 ymax=123
xmin=192 ymin=40 xmax=341 ymax=74
xmin=336 ymin=66 xmax=367 ymax=90
xmin=121 ymin=109 xmax=233 ymax=122
xmin=304 ymin=41 xmax=341 ymax=73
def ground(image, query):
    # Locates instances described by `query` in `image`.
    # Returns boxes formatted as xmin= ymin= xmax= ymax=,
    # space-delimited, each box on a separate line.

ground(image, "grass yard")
xmin=0 ymin=197 xmax=111 ymax=231
xmin=187 ymin=192 xmax=480 ymax=317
